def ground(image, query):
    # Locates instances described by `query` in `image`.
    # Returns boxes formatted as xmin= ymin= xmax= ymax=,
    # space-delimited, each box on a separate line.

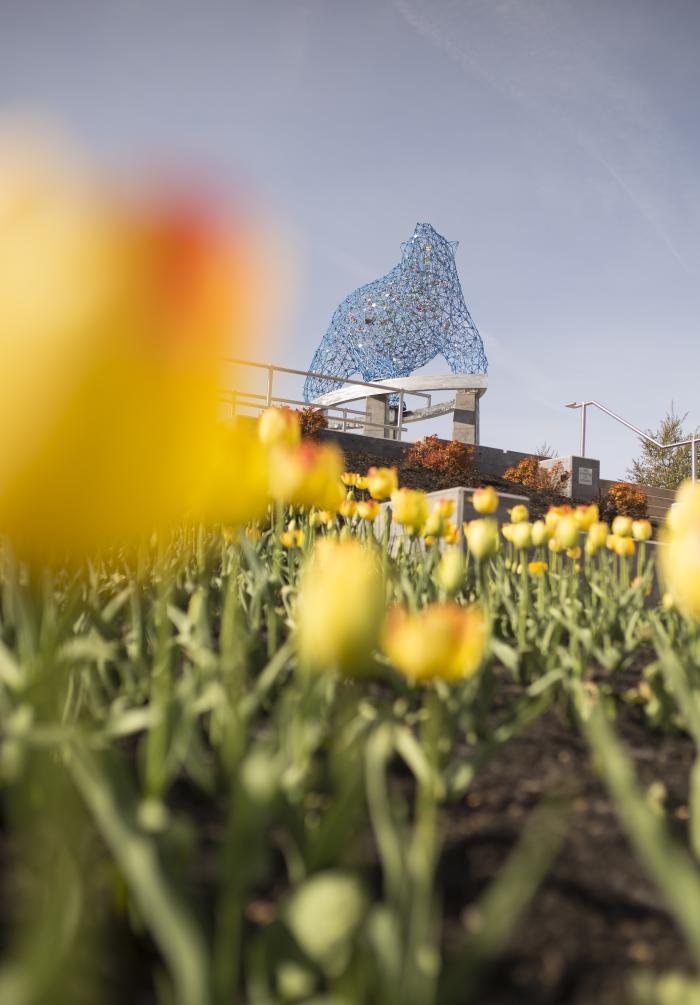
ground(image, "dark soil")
xmin=437 ymin=662 xmax=696 ymax=1005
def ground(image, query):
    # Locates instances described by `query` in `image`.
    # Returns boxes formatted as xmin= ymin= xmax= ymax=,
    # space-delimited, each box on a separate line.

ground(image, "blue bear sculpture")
xmin=304 ymin=222 xmax=487 ymax=402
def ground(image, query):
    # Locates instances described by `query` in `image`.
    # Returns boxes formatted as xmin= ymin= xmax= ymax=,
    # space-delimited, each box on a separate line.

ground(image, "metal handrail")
xmin=566 ymin=399 xmax=698 ymax=483
xmin=223 ymin=357 xmax=432 ymax=441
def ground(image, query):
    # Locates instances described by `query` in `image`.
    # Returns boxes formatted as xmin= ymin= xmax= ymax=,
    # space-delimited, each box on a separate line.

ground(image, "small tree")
xmin=627 ymin=406 xmax=699 ymax=489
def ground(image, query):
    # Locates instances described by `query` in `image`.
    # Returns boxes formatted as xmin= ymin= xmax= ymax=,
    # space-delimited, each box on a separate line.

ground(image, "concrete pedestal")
xmin=364 ymin=394 xmax=390 ymax=438
xmin=452 ymin=389 xmax=483 ymax=446
xmin=540 ymin=455 xmax=600 ymax=503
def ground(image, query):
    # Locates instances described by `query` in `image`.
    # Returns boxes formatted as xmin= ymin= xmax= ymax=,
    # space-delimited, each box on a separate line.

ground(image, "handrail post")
xmin=396 ymin=391 xmax=404 ymax=442
xmin=266 ymin=367 xmax=273 ymax=407
xmin=692 ymin=435 xmax=697 ymax=484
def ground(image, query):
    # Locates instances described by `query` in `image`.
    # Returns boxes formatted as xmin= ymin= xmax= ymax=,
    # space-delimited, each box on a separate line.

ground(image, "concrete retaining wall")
xmin=320 ymin=429 xmax=540 ymax=478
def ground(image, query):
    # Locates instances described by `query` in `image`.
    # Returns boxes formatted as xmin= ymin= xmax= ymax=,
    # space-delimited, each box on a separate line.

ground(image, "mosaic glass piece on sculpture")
xmin=304 ymin=223 xmax=487 ymax=402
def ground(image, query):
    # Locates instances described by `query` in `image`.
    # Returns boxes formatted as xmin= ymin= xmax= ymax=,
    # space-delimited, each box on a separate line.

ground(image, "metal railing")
xmin=223 ymin=358 xmax=432 ymax=441
xmin=566 ymin=400 xmax=698 ymax=483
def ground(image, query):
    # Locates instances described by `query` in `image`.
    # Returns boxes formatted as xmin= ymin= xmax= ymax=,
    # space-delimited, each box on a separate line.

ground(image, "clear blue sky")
xmin=2 ymin=0 xmax=699 ymax=478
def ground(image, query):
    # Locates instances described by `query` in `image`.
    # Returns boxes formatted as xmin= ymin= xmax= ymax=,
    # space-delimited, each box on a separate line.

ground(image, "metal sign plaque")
xmin=578 ymin=466 xmax=594 ymax=486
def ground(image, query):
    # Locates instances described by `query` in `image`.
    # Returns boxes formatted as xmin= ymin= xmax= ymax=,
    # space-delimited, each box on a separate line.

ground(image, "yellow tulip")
xmin=341 ymin=472 xmax=359 ymax=487
xmin=423 ymin=501 xmax=453 ymax=538
xmin=435 ymin=548 xmax=466 ymax=595
xmin=531 ymin=520 xmax=550 ymax=547
xmin=566 ymin=546 xmax=582 ymax=560
xmin=357 ymin=499 xmax=380 ymax=521
xmin=632 ymin=519 xmax=652 ymax=542
xmin=444 ymin=522 xmax=460 ymax=546
xmin=202 ymin=422 xmax=270 ymax=528
xmin=271 ymin=442 xmax=345 ymax=512
xmin=280 ymin=528 xmax=304 ymax=549
xmin=296 ymin=539 xmax=385 ymax=675
xmin=0 ymin=136 xmax=260 ymax=558
xmin=667 ymin=481 xmax=700 ymax=535
xmin=472 ymin=486 xmax=498 ymax=514
xmin=258 ymin=407 xmax=300 ymax=449
xmin=528 ymin=561 xmax=548 ymax=577
xmin=610 ymin=534 xmax=635 ymax=557
xmin=612 ymin=515 xmax=633 ymax=537
xmin=390 ymin=488 xmax=429 ymax=532
xmin=355 ymin=475 xmax=369 ymax=491
xmin=367 ymin=466 xmax=398 ymax=501
xmin=545 ymin=505 xmax=572 ymax=532
xmin=554 ymin=515 xmax=579 ymax=550
xmin=509 ymin=504 xmax=529 ymax=524
xmin=510 ymin=521 xmax=533 ymax=550
xmin=501 ymin=523 xmax=514 ymax=542
xmin=659 ymin=483 xmax=700 ymax=618
xmin=465 ymin=518 xmax=499 ymax=559
xmin=382 ymin=603 xmax=486 ymax=684
xmin=587 ymin=521 xmax=610 ymax=553
xmin=574 ymin=504 xmax=599 ymax=531
xmin=339 ymin=496 xmax=357 ymax=520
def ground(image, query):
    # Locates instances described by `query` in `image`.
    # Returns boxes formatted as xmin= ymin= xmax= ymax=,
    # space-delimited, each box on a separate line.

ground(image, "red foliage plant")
xmin=297 ymin=406 xmax=328 ymax=441
xmin=503 ymin=456 xmax=569 ymax=496
xmin=405 ymin=435 xmax=477 ymax=485
xmin=600 ymin=481 xmax=648 ymax=521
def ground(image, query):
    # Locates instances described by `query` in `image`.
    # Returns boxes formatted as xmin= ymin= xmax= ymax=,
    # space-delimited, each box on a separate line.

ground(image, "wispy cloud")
xmin=392 ymin=0 xmax=700 ymax=275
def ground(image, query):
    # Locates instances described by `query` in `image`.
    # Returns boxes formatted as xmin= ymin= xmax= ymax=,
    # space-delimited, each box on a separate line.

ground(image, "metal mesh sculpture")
xmin=304 ymin=222 xmax=487 ymax=402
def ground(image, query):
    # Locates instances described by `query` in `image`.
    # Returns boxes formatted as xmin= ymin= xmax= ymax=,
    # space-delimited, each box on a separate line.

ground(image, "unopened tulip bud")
xmin=531 ymin=520 xmax=550 ymax=547
xmin=555 ymin=515 xmax=579 ymax=550
xmin=632 ymin=519 xmax=652 ymax=542
xmin=435 ymin=548 xmax=466 ymax=595
xmin=509 ymin=504 xmax=529 ymax=524
xmin=472 ymin=486 xmax=498 ymax=514
xmin=465 ymin=518 xmax=499 ymax=560
xmin=510 ymin=521 xmax=532 ymax=550
xmin=612 ymin=515 xmax=633 ymax=537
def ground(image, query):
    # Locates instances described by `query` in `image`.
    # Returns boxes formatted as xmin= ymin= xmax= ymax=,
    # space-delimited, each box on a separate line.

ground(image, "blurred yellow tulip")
xmin=271 ymin=442 xmax=345 ymax=512
xmin=509 ymin=504 xmax=529 ymax=524
xmin=632 ymin=519 xmax=652 ymax=542
xmin=531 ymin=520 xmax=550 ymax=547
xmin=510 ymin=522 xmax=533 ymax=550
xmin=258 ymin=407 xmax=300 ymax=449
xmin=296 ymin=539 xmax=385 ymax=675
xmin=554 ymin=515 xmax=579 ymax=550
xmin=465 ymin=518 xmax=499 ymax=559
xmin=367 ymin=466 xmax=398 ymax=500
xmin=472 ymin=486 xmax=498 ymax=514
xmin=612 ymin=515 xmax=633 ymax=537
xmin=382 ymin=603 xmax=486 ymax=684
xmin=528 ymin=561 xmax=548 ymax=577
xmin=0 ymin=133 xmax=263 ymax=558
xmin=660 ymin=483 xmax=700 ymax=618
xmin=390 ymin=488 xmax=429 ymax=532
xmin=574 ymin=504 xmax=599 ymax=531
xmin=357 ymin=499 xmax=380 ymax=521
xmin=435 ymin=548 xmax=466 ymax=595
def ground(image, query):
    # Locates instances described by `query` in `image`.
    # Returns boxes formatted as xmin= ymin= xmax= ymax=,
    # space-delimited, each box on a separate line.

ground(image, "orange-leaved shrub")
xmin=503 ymin=456 xmax=569 ymax=496
xmin=600 ymin=481 xmax=648 ymax=521
xmin=297 ymin=406 xmax=328 ymax=441
xmin=405 ymin=435 xmax=476 ymax=485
